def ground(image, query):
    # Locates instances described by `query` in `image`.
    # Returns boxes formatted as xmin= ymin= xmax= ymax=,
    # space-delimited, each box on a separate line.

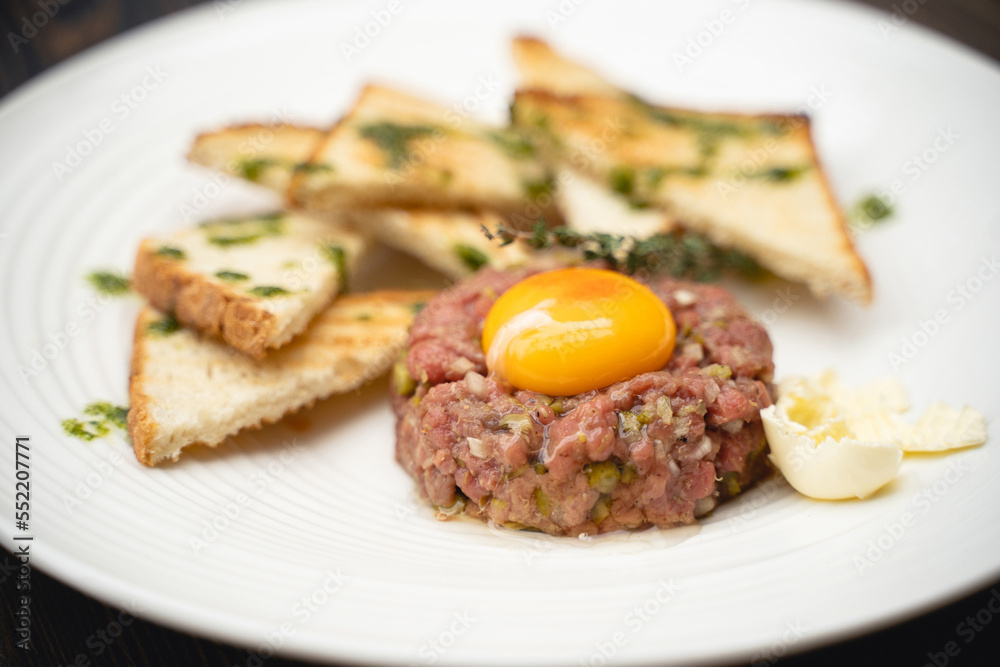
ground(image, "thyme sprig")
xmin=482 ymin=221 xmax=764 ymax=282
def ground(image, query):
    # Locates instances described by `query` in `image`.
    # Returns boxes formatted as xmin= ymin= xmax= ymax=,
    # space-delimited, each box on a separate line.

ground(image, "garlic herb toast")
xmin=289 ymin=84 xmax=558 ymax=222
xmin=188 ymin=123 xmax=326 ymax=196
xmin=187 ymin=125 xmax=535 ymax=279
xmin=511 ymin=38 xmax=872 ymax=303
xmin=133 ymin=211 xmax=368 ymax=359
xmin=128 ymin=290 xmax=434 ymax=466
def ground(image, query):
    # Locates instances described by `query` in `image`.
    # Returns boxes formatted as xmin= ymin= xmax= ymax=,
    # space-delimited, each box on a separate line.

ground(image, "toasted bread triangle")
xmin=511 ymin=38 xmax=871 ymax=303
xmin=187 ymin=123 xmax=326 ymax=196
xmin=133 ymin=211 xmax=369 ymax=359
xmin=287 ymin=84 xmax=558 ymax=222
xmin=128 ymin=290 xmax=434 ymax=466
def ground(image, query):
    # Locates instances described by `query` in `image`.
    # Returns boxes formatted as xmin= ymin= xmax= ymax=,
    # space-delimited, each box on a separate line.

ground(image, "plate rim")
xmin=1 ymin=0 xmax=999 ymax=665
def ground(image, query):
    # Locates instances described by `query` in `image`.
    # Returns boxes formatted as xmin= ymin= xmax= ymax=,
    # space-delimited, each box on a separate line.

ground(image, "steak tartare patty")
xmin=392 ymin=267 xmax=774 ymax=536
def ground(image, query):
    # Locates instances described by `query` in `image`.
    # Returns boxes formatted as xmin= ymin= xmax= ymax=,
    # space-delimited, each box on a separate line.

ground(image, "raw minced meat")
xmin=393 ymin=267 xmax=774 ymax=536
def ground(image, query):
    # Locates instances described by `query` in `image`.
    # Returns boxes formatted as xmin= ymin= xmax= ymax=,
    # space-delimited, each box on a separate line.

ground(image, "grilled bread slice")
xmin=511 ymin=39 xmax=871 ymax=303
xmin=187 ymin=123 xmax=326 ymax=196
xmin=512 ymin=36 xmax=708 ymax=241
xmin=512 ymin=36 xmax=623 ymax=99
xmin=356 ymin=209 xmax=533 ymax=280
xmin=187 ymin=124 xmax=538 ymax=279
xmin=288 ymin=84 xmax=557 ymax=222
xmin=128 ymin=290 xmax=434 ymax=466
xmin=133 ymin=211 xmax=368 ymax=359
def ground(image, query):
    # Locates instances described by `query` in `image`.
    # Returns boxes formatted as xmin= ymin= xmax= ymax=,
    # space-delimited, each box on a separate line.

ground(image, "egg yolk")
xmin=481 ymin=268 xmax=676 ymax=396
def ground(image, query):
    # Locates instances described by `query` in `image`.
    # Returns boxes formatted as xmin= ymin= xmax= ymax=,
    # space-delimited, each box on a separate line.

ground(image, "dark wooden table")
xmin=2 ymin=1 xmax=999 ymax=666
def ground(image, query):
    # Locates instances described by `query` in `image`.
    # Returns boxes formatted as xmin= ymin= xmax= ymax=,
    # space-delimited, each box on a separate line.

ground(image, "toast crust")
xmin=133 ymin=239 xmax=280 ymax=359
xmin=129 ymin=290 xmax=435 ymax=466
xmin=132 ymin=213 xmax=367 ymax=359
xmin=127 ymin=312 xmax=159 ymax=466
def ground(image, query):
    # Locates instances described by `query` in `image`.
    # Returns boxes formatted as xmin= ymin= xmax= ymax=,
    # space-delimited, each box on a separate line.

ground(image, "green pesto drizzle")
xmin=485 ymin=129 xmax=537 ymax=159
xmin=852 ymin=194 xmax=894 ymax=226
xmin=523 ymin=174 xmax=556 ymax=201
xmin=608 ymin=166 xmax=636 ymax=197
xmin=62 ymin=402 xmax=129 ymax=441
xmin=248 ymin=285 xmax=290 ymax=298
xmin=630 ymin=96 xmax=793 ymax=169
xmin=86 ymin=271 xmax=131 ymax=296
xmin=746 ymin=166 xmax=810 ymax=183
xmin=292 ymin=162 xmax=333 ymax=174
xmin=523 ymin=110 xmax=563 ymax=150
xmin=214 ymin=270 xmax=249 ymax=282
xmin=357 ymin=123 xmax=438 ymax=169
xmin=156 ymin=246 xmax=186 ymax=260
xmin=453 ymin=244 xmax=489 ymax=272
xmin=237 ymin=158 xmax=277 ymax=182
xmin=202 ymin=214 xmax=285 ymax=247
xmin=147 ymin=313 xmax=180 ymax=337
xmin=321 ymin=244 xmax=347 ymax=287
xmin=644 ymin=166 xmax=708 ymax=190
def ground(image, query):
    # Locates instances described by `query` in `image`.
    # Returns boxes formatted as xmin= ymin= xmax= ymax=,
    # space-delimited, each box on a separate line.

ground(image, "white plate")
xmin=1 ymin=0 xmax=998 ymax=665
